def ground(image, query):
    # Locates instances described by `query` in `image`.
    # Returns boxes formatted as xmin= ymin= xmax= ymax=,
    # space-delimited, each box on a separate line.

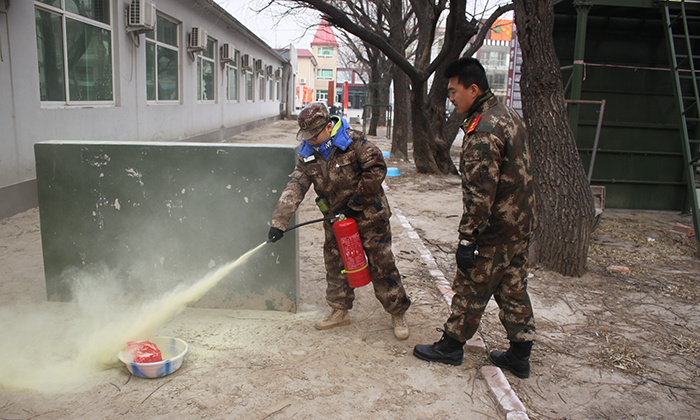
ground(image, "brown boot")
xmin=315 ymin=309 xmax=350 ymax=330
xmin=392 ymin=313 xmax=409 ymax=340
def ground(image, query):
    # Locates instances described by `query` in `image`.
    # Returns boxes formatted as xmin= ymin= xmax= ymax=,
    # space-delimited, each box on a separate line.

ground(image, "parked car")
xmin=330 ymin=102 xmax=344 ymax=116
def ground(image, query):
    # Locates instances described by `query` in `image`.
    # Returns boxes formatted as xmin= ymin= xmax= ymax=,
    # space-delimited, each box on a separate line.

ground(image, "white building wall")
xmin=1 ymin=0 xmax=289 ymax=217
xmin=0 ymin=12 xmax=18 ymax=186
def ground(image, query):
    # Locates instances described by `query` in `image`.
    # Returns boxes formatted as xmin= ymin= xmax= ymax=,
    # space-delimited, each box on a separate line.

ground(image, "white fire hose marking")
xmin=383 ymin=182 xmax=453 ymax=307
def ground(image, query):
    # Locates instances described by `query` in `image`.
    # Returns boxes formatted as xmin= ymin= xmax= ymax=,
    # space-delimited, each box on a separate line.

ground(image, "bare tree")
xmin=279 ymin=0 xmax=512 ymax=173
xmin=514 ymin=0 xmax=594 ymax=276
xmin=336 ymin=31 xmax=393 ymax=136
xmin=257 ymin=0 xmax=594 ymax=276
xmin=436 ymin=4 xmax=514 ymax=168
xmin=322 ymin=0 xmax=416 ymax=158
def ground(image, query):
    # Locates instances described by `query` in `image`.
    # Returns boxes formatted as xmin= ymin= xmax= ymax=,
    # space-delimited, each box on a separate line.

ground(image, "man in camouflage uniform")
xmin=413 ymin=57 xmax=537 ymax=378
xmin=268 ymin=103 xmax=411 ymax=340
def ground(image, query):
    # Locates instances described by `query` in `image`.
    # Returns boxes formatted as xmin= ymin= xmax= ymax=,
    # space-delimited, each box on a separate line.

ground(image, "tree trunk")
xmin=421 ymin=0 xmax=472 ymax=175
xmin=392 ymin=68 xmax=410 ymax=159
xmin=369 ymin=106 xmax=380 ymax=135
xmin=389 ymin=0 xmax=410 ymax=159
xmin=410 ymin=79 xmax=440 ymax=173
xmin=437 ymin=5 xmax=513 ymax=163
xmin=514 ymin=0 xmax=595 ymax=277
xmin=367 ymin=61 xmax=382 ymax=136
xmin=419 ymin=1 xmax=512 ymax=175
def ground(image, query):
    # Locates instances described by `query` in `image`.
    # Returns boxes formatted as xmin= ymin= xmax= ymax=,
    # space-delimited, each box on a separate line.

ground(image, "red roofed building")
xmin=310 ymin=20 xmax=339 ymax=104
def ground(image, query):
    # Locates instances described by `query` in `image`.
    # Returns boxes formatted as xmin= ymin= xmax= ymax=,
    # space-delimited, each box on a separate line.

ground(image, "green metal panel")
xmin=578 ymin=0 xmax=657 ymax=8
xmin=35 ymin=141 xmax=299 ymax=311
xmin=554 ymin=3 xmax=688 ymax=210
xmin=594 ymin=182 xmax=686 ymax=209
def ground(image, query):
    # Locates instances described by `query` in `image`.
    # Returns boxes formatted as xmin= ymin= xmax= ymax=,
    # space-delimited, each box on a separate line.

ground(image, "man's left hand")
xmin=456 ymin=243 xmax=479 ymax=272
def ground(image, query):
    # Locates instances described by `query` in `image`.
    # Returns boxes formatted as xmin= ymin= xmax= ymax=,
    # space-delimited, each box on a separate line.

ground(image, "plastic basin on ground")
xmin=118 ymin=336 xmax=188 ymax=378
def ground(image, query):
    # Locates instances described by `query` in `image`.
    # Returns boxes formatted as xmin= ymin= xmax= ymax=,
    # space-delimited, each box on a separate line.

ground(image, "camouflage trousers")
xmin=322 ymin=215 xmax=411 ymax=315
xmin=446 ymin=238 xmax=535 ymax=343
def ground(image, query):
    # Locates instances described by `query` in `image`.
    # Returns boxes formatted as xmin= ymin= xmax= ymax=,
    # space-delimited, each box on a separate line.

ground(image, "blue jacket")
xmin=298 ymin=116 xmax=353 ymax=160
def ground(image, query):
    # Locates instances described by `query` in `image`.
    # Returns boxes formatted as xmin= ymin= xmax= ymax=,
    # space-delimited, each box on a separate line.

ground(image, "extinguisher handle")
xmin=338 ymin=207 xmax=360 ymax=220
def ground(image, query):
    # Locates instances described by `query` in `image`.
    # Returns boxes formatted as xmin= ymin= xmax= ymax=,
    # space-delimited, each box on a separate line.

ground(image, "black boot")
xmin=413 ymin=327 xmax=465 ymax=366
xmin=488 ymin=341 xmax=533 ymax=378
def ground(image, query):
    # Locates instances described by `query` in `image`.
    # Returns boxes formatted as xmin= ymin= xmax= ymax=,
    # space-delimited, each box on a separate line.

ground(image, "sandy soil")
xmin=1 ymin=119 xmax=699 ymax=419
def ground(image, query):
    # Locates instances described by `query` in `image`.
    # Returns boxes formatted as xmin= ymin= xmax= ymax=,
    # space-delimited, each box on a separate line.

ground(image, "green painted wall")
xmin=35 ymin=141 xmax=299 ymax=311
xmin=554 ymin=6 xmax=688 ymax=210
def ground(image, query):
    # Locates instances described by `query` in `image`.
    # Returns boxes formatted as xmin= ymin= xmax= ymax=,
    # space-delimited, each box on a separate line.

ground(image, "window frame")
xmin=336 ymin=70 xmax=352 ymax=84
xmin=259 ymin=72 xmax=266 ymax=101
xmin=226 ymin=57 xmax=239 ymax=102
xmin=269 ymin=77 xmax=274 ymax=101
xmin=196 ymin=37 xmax=216 ymax=102
xmin=245 ymin=70 xmax=254 ymax=102
xmin=317 ymin=46 xmax=333 ymax=58
xmin=316 ymin=69 xmax=333 ymax=81
xmin=35 ymin=0 xmax=115 ymax=107
xmin=145 ymin=13 xmax=180 ymax=104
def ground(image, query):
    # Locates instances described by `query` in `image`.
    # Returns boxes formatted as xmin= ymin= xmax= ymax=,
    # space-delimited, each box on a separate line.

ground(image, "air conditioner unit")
xmin=274 ymin=68 xmax=282 ymax=79
xmin=126 ymin=0 xmax=156 ymax=33
xmin=188 ymin=27 xmax=207 ymax=52
xmin=299 ymin=78 xmax=307 ymax=85
xmin=266 ymin=65 xmax=274 ymax=76
xmin=254 ymin=59 xmax=264 ymax=74
xmin=241 ymin=54 xmax=251 ymax=69
xmin=221 ymin=43 xmax=236 ymax=63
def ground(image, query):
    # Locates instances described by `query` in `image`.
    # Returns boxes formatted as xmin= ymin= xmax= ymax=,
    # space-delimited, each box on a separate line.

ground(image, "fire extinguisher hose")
xmin=342 ymin=264 xmax=368 ymax=274
xmin=266 ymin=211 xmax=353 ymax=243
xmin=266 ymin=215 xmax=338 ymax=243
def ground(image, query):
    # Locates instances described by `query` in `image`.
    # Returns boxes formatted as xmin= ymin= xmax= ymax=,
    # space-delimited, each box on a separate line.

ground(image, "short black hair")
xmin=444 ymin=57 xmax=490 ymax=92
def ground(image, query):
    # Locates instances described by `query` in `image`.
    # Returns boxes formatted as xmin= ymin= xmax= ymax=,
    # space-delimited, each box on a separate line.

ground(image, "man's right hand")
xmin=268 ymin=227 xmax=284 ymax=243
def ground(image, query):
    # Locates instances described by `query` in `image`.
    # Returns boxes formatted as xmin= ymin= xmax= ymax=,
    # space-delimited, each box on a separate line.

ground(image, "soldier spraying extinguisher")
xmin=267 ymin=102 xmax=411 ymax=340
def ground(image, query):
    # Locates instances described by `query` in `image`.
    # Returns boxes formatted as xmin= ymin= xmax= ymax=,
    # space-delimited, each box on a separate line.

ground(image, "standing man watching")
xmin=413 ymin=57 xmax=537 ymax=378
xmin=268 ymin=103 xmax=411 ymax=340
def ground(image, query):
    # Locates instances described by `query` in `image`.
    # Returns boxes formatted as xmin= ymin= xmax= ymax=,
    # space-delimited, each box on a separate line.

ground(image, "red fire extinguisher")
xmin=333 ymin=215 xmax=372 ymax=288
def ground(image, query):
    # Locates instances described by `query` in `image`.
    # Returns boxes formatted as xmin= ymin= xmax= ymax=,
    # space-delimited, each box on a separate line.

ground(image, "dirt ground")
xmin=1 ymin=119 xmax=699 ymax=419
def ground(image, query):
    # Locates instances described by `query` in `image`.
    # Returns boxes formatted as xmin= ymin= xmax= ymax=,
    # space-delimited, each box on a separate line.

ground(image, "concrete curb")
xmin=385 ymin=185 xmax=529 ymax=420
xmin=481 ymin=366 xmax=529 ymax=419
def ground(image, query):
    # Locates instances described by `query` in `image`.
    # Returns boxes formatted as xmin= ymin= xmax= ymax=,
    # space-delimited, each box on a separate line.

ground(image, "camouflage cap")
xmin=296 ymin=103 xmax=331 ymax=142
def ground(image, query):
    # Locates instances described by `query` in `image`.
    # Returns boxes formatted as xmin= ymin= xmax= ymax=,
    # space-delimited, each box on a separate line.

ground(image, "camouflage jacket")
xmin=271 ymin=127 xmax=390 ymax=231
xmin=459 ymin=96 xmax=536 ymax=245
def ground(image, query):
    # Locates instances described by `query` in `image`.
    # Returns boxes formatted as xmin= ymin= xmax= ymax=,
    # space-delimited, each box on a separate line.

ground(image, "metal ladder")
xmin=662 ymin=0 xmax=700 ymax=255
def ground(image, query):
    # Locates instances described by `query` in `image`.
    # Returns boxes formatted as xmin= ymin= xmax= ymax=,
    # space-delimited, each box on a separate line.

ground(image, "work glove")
xmin=456 ymin=242 xmax=479 ymax=272
xmin=268 ymin=227 xmax=284 ymax=243
xmin=338 ymin=207 xmax=361 ymax=219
